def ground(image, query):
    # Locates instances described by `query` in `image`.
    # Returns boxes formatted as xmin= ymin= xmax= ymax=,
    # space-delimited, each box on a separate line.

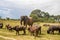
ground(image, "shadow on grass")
xmin=47 ymin=33 xmax=60 ymax=35
xmin=13 ymin=34 xmax=28 ymax=36
xmin=53 ymin=33 xmax=60 ymax=35
xmin=13 ymin=33 xmax=44 ymax=38
xmin=40 ymin=33 xmax=45 ymax=35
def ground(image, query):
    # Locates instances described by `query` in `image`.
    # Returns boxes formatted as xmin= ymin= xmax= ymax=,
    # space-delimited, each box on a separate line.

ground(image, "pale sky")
xmin=0 ymin=0 xmax=60 ymax=19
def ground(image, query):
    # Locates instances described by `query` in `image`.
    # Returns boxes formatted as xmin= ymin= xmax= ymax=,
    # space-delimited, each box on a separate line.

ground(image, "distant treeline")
xmin=30 ymin=9 xmax=60 ymax=23
xmin=0 ymin=16 xmax=20 ymax=21
xmin=0 ymin=18 xmax=20 ymax=21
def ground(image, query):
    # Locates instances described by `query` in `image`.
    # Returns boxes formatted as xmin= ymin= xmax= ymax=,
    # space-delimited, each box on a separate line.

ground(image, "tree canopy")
xmin=30 ymin=9 xmax=60 ymax=23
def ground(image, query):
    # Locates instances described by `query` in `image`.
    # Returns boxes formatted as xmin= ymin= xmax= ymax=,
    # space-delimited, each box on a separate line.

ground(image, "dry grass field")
xmin=0 ymin=20 xmax=60 ymax=40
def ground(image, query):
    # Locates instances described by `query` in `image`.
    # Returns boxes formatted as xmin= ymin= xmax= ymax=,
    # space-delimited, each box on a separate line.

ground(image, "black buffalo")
xmin=47 ymin=25 xmax=60 ymax=34
xmin=28 ymin=25 xmax=41 ymax=36
xmin=0 ymin=23 xmax=3 ymax=28
xmin=12 ymin=25 xmax=26 ymax=35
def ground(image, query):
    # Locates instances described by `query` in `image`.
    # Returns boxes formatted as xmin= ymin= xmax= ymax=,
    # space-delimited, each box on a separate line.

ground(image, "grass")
xmin=0 ymin=20 xmax=60 ymax=40
xmin=0 ymin=37 xmax=6 ymax=40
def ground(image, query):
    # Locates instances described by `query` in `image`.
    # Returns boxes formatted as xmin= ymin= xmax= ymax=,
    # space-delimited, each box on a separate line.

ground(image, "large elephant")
xmin=20 ymin=16 xmax=33 ymax=27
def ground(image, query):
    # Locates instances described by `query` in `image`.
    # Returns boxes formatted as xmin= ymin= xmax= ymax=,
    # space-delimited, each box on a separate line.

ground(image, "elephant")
xmin=20 ymin=16 xmax=33 ymax=27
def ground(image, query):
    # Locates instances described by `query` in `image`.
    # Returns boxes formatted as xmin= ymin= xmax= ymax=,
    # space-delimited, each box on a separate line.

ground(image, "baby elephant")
xmin=47 ymin=25 xmax=60 ymax=34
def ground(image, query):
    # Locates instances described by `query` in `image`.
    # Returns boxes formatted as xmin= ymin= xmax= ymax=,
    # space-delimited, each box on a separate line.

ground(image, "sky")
xmin=0 ymin=0 xmax=60 ymax=19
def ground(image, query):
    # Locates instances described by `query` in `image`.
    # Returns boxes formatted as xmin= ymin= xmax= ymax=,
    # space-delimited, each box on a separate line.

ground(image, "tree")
xmin=30 ymin=9 xmax=55 ymax=22
xmin=0 ymin=16 xmax=2 ymax=19
xmin=30 ymin=9 xmax=42 ymax=22
xmin=6 ymin=17 xmax=10 ymax=20
xmin=31 ymin=9 xmax=41 ymax=14
xmin=54 ymin=15 xmax=60 ymax=22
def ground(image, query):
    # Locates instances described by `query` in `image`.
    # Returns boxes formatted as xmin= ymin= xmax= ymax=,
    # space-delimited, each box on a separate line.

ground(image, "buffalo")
xmin=0 ymin=23 xmax=3 ymax=29
xmin=28 ymin=24 xmax=41 ymax=37
xmin=6 ymin=24 xmax=13 ymax=31
xmin=47 ymin=25 xmax=60 ymax=34
xmin=12 ymin=25 xmax=26 ymax=35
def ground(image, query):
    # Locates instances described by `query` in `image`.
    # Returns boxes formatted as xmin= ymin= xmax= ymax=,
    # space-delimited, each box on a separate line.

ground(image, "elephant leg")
xmin=24 ymin=21 xmax=26 ymax=26
xmin=21 ymin=20 xmax=22 ymax=25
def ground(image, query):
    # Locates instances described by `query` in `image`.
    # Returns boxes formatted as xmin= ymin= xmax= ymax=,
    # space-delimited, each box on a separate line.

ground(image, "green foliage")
xmin=6 ymin=17 xmax=10 ymax=20
xmin=0 ymin=16 xmax=2 ymax=19
xmin=30 ymin=9 xmax=56 ymax=22
xmin=31 ymin=9 xmax=41 ymax=14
